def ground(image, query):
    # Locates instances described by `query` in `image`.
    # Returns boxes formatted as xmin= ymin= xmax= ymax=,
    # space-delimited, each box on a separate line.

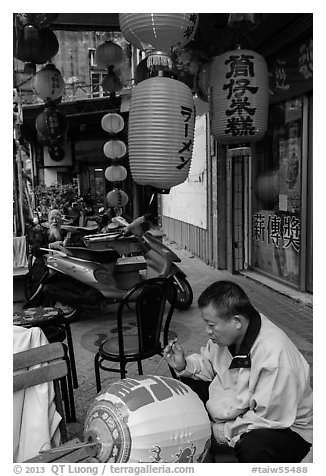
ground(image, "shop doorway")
xmin=226 ymin=147 xmax=250 ymax=273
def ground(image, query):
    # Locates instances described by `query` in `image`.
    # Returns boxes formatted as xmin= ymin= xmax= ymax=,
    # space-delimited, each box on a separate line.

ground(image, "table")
xmin=13 ymin=306 xmax=62 ymax=327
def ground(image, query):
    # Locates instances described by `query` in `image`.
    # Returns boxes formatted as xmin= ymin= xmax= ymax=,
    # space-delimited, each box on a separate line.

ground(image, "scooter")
xmin=25 ymin=215 xmax=193 ymax=315
xmin=84 ymin=215 xmax=193 ymax=310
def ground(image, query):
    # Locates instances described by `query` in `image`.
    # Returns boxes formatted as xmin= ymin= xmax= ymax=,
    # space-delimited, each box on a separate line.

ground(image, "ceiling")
xmin=50 ymin=13 xmax=312 ymax=58
xmin=19 ymin=13 xmax=313 ymax=154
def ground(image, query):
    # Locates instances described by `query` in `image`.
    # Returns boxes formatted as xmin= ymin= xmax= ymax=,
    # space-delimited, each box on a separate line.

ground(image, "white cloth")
xmin=13 ymin=326 xmax=62 ymax=462
xmin=177 ymin=314 xmax=313 ymax=448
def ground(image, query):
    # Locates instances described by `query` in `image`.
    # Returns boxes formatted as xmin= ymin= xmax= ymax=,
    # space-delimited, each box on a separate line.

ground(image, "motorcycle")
xmin=84 ymin=215 xmax=193 ymax=310
xmin=25 ymin=215 xmax=193 ymax=315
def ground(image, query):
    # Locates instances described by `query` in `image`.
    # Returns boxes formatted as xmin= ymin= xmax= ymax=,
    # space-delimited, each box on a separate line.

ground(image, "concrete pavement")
xmin=62 ymin=242 xmax=313 ymax=441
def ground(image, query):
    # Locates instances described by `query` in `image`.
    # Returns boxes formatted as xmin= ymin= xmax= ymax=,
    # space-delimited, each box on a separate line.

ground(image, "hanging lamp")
xmin=101 ymin=113 xmax=125 ymax=134
xmin=209 ymin=45 xmax=269 ymax=144
xmin=119 ymin=13 xmax=198 ymax=68
xmin=128 ymin=76 xmax=195 ymax=192
xmin=33 ymin=64 xmax=65 ymax=104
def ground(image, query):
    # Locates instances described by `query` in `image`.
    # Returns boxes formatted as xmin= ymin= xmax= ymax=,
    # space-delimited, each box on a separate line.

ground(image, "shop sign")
xmin=252 ymin=212 xmax=300 ymax=252
xmin=268 ymin=37 xmax=312 ymax=103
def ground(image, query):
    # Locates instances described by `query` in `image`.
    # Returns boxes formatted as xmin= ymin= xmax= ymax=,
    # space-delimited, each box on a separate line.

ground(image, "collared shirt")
xmin=177 ymin=313 xmax=313 ymax=447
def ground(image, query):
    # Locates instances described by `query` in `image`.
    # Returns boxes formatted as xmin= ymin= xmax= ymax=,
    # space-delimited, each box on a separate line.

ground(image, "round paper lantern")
xmin=33 ymin=64 xmax=65 ymax=103
xmin=101 ymin=69 xmax=122 ymax=93
xmin=128 ymin=76 xmax=195 ymax=191
xmin=106 ymin=189 xmax=129 ymax=208
xmin=119 ymin=14 xmax=198 ymax=67
xmin=105 ymin=165 xmax=127 ymax=182
xmin=101 ymin=113 xmax=124 ymax=134
xmin=209 ymin=47 xmax=269 ymax=144
xmin=84 ymin=375 xmax=211 ymax=463
xmin=35 ymin=107 xmax=68 ymax=141
xmin=95 ymin=41 xmax=124 ymax=68
xmin=103 ymin=140 xmax=127 ymax=159
xmin=13 ymin=27 xmax=59 ymax=75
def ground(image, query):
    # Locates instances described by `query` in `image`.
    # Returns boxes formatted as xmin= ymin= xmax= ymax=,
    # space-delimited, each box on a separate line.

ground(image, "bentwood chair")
xmin=94 ymin=277 xmax=177 ymax=392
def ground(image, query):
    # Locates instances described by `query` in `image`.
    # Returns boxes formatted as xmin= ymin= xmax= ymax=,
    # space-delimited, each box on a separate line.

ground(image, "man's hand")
xmin=163 ymin=340 xmax=186 ymax=372
xmin=49 ymin=240 xmax=64 ymax=250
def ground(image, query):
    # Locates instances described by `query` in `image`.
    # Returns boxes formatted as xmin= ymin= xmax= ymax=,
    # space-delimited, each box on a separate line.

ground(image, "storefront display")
xmin=251 ymin=98 xmax=303 ymax=287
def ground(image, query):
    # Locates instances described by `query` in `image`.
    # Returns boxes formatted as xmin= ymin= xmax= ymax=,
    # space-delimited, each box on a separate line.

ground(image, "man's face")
xmin=49 ymin=212 xmax=62 ymax=228
xmin=200 ymin=303 xmax=240 ymax=347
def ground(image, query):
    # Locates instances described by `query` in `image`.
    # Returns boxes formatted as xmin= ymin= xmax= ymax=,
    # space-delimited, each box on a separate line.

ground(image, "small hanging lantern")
xmin=105 ymin=165 xmax=127 ymax=182
xmin=119 ymin=13 xmax=198 ymax=69
xmin=106 ymin=189 xmax=129 ymax=208
xmin=33 ymin=64 xmax=65 ymax=104
xmin=13 ymin=27 xmax=59 ymax=75
xmin=95 ymin=41 xmax=124 ymax=69
xmin=209 ymin=46 xmax=269 ymax=145
xmin=103 ymin=140 xmax=127 ymax=159
xmin=35 ymin=107 xmax=68 ymax=141
xmin=128 ymin=76 xmax=195 ymax=191
xmin=84 ymin=376 xmax=211 ymax=462
xmin=101 ymin=67 xmax=122 ymax=94
xmin=101 ymin=113 xmax=124 ymax=134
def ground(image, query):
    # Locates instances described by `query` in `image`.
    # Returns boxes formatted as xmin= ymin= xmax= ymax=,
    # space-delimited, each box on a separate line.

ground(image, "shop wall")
xmin=161 ymin=114 xmax=209 ymax=262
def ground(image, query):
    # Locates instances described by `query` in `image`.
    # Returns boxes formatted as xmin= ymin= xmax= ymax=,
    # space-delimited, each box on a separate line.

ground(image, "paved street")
xmin=59 ymin=242 xmax=313 ymax=441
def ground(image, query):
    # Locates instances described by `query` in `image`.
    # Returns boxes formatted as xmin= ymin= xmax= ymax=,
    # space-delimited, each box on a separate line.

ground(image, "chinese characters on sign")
xmin=253 ymin=213 xmax=300 ymax=252
xmin=223 ymin=53 xmax=258 ymax=137
xmin=177 ymin=105 xmax=193 ymax=170
xmin=183 ymin=14 xmax=198 ymax=41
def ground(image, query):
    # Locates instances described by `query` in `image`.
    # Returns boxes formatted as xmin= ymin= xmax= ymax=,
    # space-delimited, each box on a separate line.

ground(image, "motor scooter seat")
xmin=65 ymin=247 xmax=120 ymax=264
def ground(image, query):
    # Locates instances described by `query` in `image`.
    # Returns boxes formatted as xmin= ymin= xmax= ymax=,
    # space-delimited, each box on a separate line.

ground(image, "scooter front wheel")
xmin=171 ymin=274 xmax=193 ymax=310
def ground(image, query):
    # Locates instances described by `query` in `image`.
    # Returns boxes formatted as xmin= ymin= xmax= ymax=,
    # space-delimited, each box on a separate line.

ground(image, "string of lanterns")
xmin=101 ymin=113 xmax=129 ymax=209
xmin=14 ymin=13 xmax=69 ymax=161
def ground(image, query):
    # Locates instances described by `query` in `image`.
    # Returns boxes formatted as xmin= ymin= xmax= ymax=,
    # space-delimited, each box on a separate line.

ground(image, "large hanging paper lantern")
xmin=95 ymin=41 xmax=124 ymax=69
xmin=84 ymin=375 xmax=211 ymax=463
xmin=209 ymin=46 xmax=269 ymax=145
xmin=119 ymin=14 xmax=198 ymax=68
xmin=13 ymin=27 xmax=59 ymax=75
xmin=128 ymin=76 xmax=195 ymax=191
xmin=105 ymin=165 xmax=127 ymax=182
xmin=33 ymin=64 xmax=65 ymax=104
xmin=106 ymin=189 xmax=129 ymax=208
xmin=35 ymin=107 xmax=68 ymax=141
xmin=103 ymin=140 xmax=127 ymax=159
xmin=101 ymin=113 xmax=124 ymax=134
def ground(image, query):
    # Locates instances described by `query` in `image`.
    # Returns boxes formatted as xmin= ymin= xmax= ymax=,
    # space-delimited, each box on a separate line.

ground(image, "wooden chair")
xmin=13 ymin=342 xmax=70 ymax=443
xmin=13 ymin=235 xmax=32 ymax=301
xmin=94 ymin=277 xmax=177 ymax=392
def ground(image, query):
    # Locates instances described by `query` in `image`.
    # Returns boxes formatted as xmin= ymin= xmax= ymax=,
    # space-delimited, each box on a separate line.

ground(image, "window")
xmin=251 ymin=97 xmax=303 ymax=286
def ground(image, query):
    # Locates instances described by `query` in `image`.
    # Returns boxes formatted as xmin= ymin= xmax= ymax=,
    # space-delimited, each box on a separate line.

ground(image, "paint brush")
xmin=156 ymin=337 xmax=178 ymax=371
